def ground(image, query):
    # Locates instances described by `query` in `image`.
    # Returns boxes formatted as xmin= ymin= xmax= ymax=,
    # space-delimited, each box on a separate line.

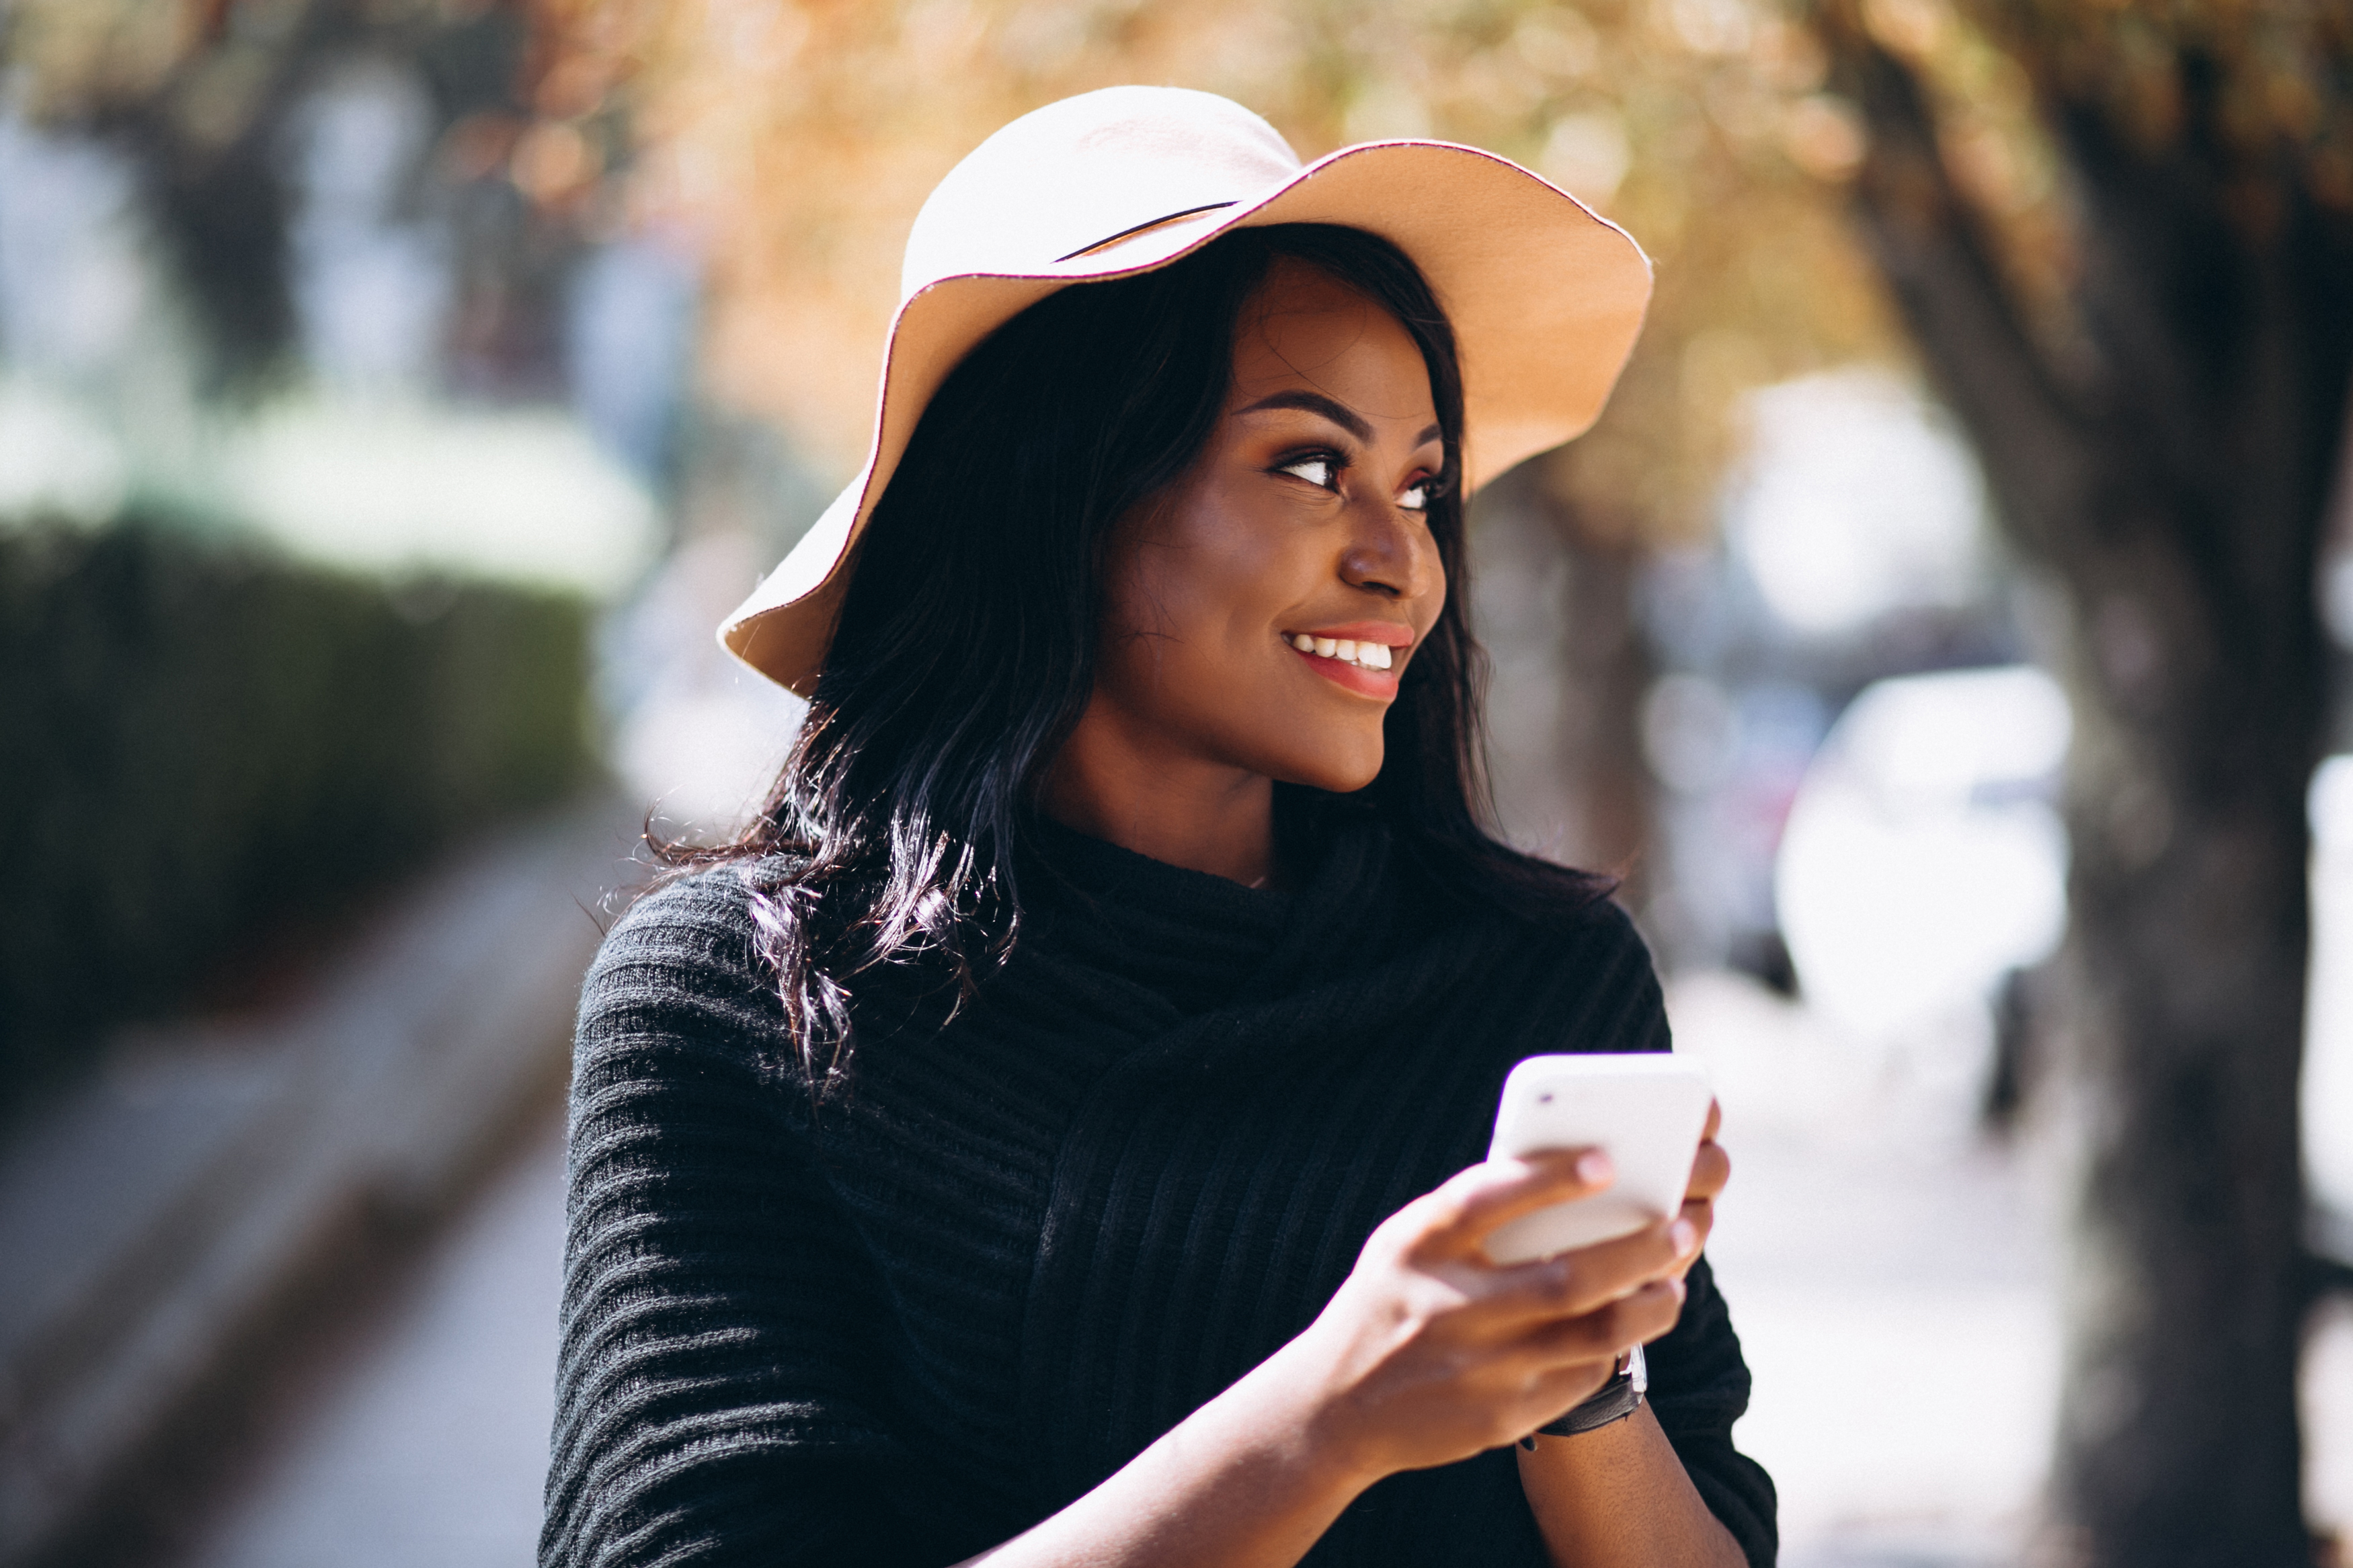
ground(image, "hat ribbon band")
xmin=1055 ymin=201 xmax=1238 ymax=263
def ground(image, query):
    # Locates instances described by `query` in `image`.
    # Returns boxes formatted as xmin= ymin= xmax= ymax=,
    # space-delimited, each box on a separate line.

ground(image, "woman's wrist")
xmin=1517 ymin=1406 xmax=1747 ymax=1568
xmin=1218 ymin=1325 xmax=1394 ymax=1499
xmin=951 ymin=1340 xmax=1380 ymax=1568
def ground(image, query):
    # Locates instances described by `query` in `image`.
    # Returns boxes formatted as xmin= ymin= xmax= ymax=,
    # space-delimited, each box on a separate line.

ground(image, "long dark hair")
xmin=667 ymin=223 xmax=1605 ymax=1089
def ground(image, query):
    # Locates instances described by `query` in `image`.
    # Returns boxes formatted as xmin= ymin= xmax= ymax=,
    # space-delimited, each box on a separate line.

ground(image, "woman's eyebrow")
xmin=1234 ymin=389 xmax=1373 ymax=442
xmin=1234 ymin=390 xmax=1446 ymax=454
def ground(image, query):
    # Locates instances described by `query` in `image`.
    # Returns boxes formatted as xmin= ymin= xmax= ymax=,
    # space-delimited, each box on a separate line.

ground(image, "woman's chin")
xmin=1267 ymin=741 xmax=1386 ymax=796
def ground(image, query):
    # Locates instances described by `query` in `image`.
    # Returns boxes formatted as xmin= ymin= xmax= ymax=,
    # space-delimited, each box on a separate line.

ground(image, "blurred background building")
xmin=1 ymin=3 xmax=2348 ymax=1567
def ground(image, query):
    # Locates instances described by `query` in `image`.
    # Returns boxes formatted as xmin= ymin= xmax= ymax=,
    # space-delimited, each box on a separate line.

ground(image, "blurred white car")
xmin=1775 ymin=665 xmax=2071 ymax=1048
xmin=1779 ymin=670 xmax=2353 ymax=1226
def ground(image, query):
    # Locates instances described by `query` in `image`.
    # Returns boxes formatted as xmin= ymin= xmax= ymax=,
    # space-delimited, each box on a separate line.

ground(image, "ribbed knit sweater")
xmin=543 ymin=818 xmax=1776 ymax=1567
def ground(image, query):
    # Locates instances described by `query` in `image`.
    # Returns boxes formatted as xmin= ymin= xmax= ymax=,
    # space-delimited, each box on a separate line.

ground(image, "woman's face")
xmin=1085 ymin=259 xmax=1449 ymax=795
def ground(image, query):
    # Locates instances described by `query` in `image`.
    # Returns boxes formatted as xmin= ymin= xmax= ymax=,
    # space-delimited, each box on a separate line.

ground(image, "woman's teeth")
xmin=1288 ymin=633 xmax=1393 ymax=671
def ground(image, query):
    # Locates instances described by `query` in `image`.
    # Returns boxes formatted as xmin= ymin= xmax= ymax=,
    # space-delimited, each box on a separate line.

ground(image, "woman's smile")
xmin=1283 ymin=620 xmax=1415 ymax=697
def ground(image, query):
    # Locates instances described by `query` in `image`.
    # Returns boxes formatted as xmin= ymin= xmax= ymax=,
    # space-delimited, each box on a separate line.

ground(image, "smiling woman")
xmin=542 ymin=89 xmax=1773 ymax=1568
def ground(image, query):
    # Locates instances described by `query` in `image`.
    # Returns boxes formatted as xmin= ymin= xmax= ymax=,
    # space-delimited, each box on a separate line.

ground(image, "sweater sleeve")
xmin=540 ymin=873 xmax=934 ymax=1568
xmin=1646 ymin=1255 xmax=1778 ymax=1567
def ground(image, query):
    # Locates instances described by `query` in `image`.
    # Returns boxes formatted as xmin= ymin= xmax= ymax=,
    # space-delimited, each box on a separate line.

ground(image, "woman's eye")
xmin=1398 ymin=478 xmax=1431 ymax=511
xmin=1277 ymin=455 xmax=1339 ymax=490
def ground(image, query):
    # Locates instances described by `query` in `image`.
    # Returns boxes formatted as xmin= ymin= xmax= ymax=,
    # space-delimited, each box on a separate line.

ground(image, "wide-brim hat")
xmin=723 ymin=85 xmax=1652 ymax=696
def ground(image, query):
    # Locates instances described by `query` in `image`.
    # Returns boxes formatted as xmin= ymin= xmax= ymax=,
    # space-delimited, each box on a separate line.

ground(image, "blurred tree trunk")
xmin=1471 ymin=471 xmax=1654 ymax=898
xmin=1541 ymin=491 xmax=1655 ymax=905
xmin=1815 ymin=19 xmax=2353 ymax=1564
xmin=36 ymin=0 xmax=553 ymax=394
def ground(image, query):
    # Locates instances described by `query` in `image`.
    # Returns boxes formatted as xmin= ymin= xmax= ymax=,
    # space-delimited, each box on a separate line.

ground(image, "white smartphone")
xmin=1482 ymin=1053 xmax=1714 ymax=1266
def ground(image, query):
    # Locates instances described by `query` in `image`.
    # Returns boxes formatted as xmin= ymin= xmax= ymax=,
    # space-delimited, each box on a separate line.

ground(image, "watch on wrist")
xmin=1519 ymin=1344 xmax=1646 ymax=1449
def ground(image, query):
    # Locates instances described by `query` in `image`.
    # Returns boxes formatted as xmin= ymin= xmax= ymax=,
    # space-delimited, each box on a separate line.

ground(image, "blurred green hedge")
xmin=0 ymin=515 xmax=597 ymax=1108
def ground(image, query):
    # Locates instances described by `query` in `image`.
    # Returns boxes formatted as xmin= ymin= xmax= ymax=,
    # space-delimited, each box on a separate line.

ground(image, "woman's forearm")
xmin=1515 ymin=1406 xmax=1746 ymax=1568
xmin=951 ymin=1337 xmax=1375 ymax=1568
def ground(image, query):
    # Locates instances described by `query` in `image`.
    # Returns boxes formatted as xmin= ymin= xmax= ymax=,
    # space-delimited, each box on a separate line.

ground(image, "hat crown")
xmin=901 ymin=86 xmax=1302 ymax=302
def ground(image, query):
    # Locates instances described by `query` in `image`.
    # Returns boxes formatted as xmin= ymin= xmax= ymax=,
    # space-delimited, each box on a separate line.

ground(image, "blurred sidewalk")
xmin=172 ymin=1117 xmax=566 ymax=1568
xmin=0 ymin=798 xmax=643 ymax=1567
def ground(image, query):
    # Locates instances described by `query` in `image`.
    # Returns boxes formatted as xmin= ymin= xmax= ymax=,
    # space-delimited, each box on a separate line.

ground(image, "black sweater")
xmin=543 ymin=820 xmax=1776 ymax=1567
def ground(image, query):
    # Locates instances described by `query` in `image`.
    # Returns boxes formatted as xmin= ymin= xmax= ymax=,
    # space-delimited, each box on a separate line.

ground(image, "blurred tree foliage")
xmin=1802 ymin=2 xmax=2352 ymax=1561
xmin=2 ymin=0 xmax=589 ymax=395
xmin=0 ymin=518 xmax=595 ymax=1118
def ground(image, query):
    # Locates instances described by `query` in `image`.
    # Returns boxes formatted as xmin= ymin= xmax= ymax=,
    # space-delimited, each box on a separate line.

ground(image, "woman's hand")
xmin=1281 ymin=1149 xmax=1700 ymax=1485
xmin=951 ymin=1134 xmax=1736 ymax=1568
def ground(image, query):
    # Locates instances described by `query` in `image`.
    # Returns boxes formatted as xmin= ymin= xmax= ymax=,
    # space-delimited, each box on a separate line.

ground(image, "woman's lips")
xmin=1282 ymin=623 xmax=1412 ymax=699
xmin=1293 ymin=646 xmax=1401 ymax=698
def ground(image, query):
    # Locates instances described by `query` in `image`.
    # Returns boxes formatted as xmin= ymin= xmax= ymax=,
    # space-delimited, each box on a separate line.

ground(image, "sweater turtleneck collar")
xmin=1014 ymin=807 xmax=1402 ymax=1020
xmin=1023 ymin=815 xmax=1289 ymax=908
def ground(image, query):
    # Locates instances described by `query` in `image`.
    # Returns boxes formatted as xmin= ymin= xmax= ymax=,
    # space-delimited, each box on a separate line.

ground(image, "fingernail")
xmin=1671 ymin=1276 xmax=1688 ymax=1303
xmin=1576 ymin=1151 xmax=1613 ymax=1184
xmin=1669 ymin=1219 xmax=1698 ymax=1255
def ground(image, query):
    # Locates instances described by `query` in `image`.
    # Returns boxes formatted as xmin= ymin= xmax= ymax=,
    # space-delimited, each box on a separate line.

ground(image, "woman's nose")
xmin=1338 ymin=499 xmax=1437 ymax=601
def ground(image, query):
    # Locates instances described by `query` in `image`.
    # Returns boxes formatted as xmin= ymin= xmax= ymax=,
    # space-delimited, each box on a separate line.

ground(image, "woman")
xmin=544 ymin=88 xmax=1773 ymax=1568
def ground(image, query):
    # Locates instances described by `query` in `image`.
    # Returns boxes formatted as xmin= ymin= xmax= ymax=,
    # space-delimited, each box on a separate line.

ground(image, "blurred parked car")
xmin=1776 ymin=665 xmax=2071 ymax=1095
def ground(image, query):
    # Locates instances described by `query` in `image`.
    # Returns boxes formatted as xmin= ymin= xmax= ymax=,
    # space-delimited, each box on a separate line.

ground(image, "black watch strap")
xmin=1519 ymin=1345 xmax=1647 ymax=1448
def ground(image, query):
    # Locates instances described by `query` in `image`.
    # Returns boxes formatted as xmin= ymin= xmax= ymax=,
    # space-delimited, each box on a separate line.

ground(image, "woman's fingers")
xmin=1673 ymin=1104 xmax=1730 ymax=1270
xmin=1685 ymin=1137 xmax=1730 ymax=1203
xmin=1481 ymin=1216 xmax=1698 ymax=1327
xmin=1405 ymin=1149 xmax=1614 ymax=1260
xmin=1683 ymin=1100 xmax=1729 ymax=1202
xmin=1516 ymin=1276 xmax=1687 ymax=1365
